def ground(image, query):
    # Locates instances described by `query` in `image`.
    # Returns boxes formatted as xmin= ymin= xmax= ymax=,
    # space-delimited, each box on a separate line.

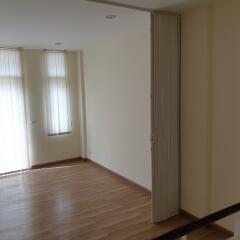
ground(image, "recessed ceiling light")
xmin=55 ymin=42 xmax=62 ymax=46
xmin=105 ymin=15 xmax=117 ymax=19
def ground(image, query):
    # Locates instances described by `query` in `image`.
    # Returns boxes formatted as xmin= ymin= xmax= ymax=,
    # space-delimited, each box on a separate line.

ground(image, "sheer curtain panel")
xmin=44 ymin=50 xmax=72 ymax=136
xmin=0 ymin=49 xmax=29 ymax=174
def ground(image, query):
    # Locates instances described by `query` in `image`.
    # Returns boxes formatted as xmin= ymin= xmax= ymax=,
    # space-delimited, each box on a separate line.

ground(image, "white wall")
xmin=23 ymin=50 xmax=82 ymax=165
xmin=181 ymin=0 xmax=240 ymax=229
xmin=83 ymin=31 xmax=151 ymax=190
xmin=211 ymin=0 xmax=240 ymax=228
xmin=181 ymin=5 xmax=212 ymax=218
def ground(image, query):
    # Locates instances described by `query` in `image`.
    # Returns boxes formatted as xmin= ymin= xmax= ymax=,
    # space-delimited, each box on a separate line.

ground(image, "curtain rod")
xmin=0 ymin=47 xmax=23 ymax=50
xmin=43 ymin=49 xmax=67 ymax=52
xmin=0 ymin=48 xmax=68 ymax=52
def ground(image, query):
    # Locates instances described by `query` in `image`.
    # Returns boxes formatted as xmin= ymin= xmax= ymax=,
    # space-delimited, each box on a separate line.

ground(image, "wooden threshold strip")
xmin=178 ymin=209 xmax=233 ymax=238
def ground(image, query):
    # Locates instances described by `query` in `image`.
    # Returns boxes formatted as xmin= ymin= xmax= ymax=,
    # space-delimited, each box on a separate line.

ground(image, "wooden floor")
xmin=0 ymin=162 xmax=232 ymax=240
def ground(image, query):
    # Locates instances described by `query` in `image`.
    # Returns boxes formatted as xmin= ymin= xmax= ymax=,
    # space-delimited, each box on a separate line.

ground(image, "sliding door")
xmin=151 ymin=12 xmax=180 ymax=222
xmin=0 ymin=49 xmax=29 ymax=174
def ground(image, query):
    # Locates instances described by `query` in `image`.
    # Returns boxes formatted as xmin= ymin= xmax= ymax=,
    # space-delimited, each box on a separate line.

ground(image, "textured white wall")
xmin=181 ymin=0 xmax=240 ymax=230
xmin=211 ymin=0 xmax=240 ymax=229
xmin=23 ymin=50 xmax=82 ymax=165
xmin=83 ymin=30 xmax=152 ymax=189
xmin=181 ymin=5 xmax=212 ymax=218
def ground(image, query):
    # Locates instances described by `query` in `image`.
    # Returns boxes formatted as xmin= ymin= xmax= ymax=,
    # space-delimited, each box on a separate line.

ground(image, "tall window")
xmin=0 ymin=49 xmax=29 ymax=174
xmin=44 ymin=50 xmax=72 ymax=136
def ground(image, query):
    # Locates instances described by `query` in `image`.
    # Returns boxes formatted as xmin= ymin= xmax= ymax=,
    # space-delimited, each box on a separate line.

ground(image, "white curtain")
xmin=0 ymin=49 xmax=29 ymax=174
xmin=44 ymin=51 xmax=71 ymax=136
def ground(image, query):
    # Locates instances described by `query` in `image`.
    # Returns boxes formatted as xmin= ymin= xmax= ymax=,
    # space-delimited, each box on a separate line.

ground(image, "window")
xmin=44 ymin=50 xmax=72 ymax=136
xmin=0 ymin=49 xmax=29 ymax=173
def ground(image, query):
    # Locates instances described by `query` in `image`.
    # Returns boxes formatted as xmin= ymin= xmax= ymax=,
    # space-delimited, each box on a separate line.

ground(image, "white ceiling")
xmin=107 ymin=0 xmax=207 ymax=10
xmin=0 ymin=0 xmax=150 ymax=50
xmin=0 ymin=0 xmax=209 ymax=50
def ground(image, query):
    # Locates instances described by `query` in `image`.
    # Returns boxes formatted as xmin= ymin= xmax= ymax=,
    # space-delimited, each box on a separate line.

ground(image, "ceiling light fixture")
xmin=105 ymin=15 xmax=117 ymax=19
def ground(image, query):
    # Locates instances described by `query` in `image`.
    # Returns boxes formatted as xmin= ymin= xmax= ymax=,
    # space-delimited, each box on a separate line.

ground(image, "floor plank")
xmin=0 ymin=163 xmax=232 ymax=240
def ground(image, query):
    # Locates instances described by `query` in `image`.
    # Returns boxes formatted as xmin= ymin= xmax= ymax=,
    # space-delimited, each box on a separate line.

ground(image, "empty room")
xmin=0 ymin=0 xmax=240 ymax=240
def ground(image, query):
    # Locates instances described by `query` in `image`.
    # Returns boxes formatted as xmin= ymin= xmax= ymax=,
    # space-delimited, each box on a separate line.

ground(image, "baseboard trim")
xmin=31 ymin=157 xmax=88 ymax=169
xmin=180 ymin=209 xmax=233 ymax=236
xmin=87 ymin=158 xmax=151 ymax=196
